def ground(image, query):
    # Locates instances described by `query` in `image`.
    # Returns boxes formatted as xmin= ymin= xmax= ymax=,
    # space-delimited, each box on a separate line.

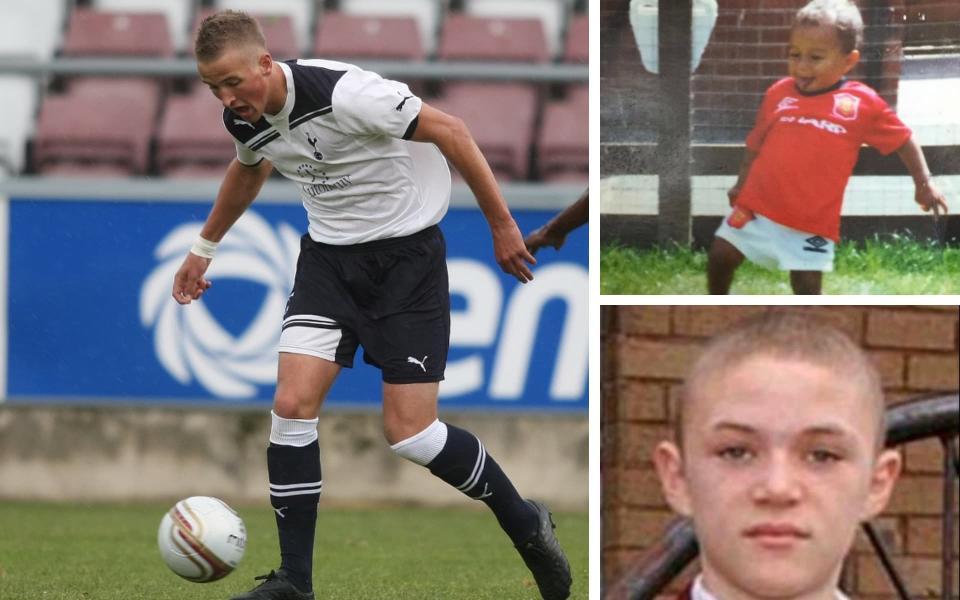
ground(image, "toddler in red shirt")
xmin=708 ymin=0 xmax=949 ymax=294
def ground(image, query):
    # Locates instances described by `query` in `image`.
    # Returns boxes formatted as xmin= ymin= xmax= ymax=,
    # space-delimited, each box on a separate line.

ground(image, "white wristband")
xmin=190 ymin=236 xmax=219 ymax=259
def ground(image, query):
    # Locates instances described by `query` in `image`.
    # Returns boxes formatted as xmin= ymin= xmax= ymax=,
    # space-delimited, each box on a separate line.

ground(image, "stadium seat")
xmin=429 ymin=83 xmax=538 ymax=181
xmin=94 ymin=0 xmax=193 ymax=53
xmin=0 ymin=0 xmax=68 ymax=60
xmin=537 ymin=87 xmax=588 ymax=182
xmin=190 ymin=10 xmax=299 ymax=61
xmin=33 ymin=79 xmax=160 ymax=175
xmin=62 ymin=8 xmax=174 ymax=58
xmin=463 ymin=0 xmax=571 ymax=59
xmin=437 ymin=14 xmax=549 ymax=63
xmin=338 ymin=0 xmax=445 ymax=56
xmin=0 ymin=76 xmax=39 ymax=175
xmin=563 ymin=13 xmax=588 ymax=64
xmin=314 ymin=12 xmax=424 ymax=61
xmin=156 ymin=86 xmax=238 ymax=178
xmin=214 ymin=0 xmax=315 ymax=55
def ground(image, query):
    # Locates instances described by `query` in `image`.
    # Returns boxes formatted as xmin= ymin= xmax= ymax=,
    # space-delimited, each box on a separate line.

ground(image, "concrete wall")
xmin=0 ymin=407 xmax=588 ymax=510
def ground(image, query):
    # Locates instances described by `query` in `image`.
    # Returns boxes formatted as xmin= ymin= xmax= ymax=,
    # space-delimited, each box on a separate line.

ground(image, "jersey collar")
xmin=264 ymin=61 xmax=296 ymax=125
xmin=794 ymin=77 xmax=847 ymax=97
xmin=692 ymin=574 xmax=850 ymax=600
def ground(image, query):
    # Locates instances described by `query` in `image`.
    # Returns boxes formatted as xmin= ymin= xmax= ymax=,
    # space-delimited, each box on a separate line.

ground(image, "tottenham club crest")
xmin=831 ymin=93 xmax=860 ymax=121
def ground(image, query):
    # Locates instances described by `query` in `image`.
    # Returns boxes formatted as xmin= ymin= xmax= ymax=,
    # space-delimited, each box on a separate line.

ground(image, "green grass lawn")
xmin=601 ymin=234 xmax=960 ymax=294
xmin=0 ymin=501 xmax=587 ymax=600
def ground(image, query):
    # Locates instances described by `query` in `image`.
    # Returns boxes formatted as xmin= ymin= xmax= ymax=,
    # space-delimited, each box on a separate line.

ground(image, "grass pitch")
xmin=0 ymin=501 xmax=587 ymax=599
xmin=601 ymin=234 xmax=960 ymax=294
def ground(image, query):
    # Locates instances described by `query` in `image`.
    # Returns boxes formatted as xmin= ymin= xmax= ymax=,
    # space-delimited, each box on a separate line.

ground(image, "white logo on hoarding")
xmin=441 ymin=261 xmax=588 ymax=401
xmin=139 ymin=211 xmax=301 ymax=398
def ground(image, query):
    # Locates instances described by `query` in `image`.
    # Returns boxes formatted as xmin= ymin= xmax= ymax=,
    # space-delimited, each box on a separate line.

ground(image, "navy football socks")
xmin=267 ymin=441 xmax=322 ymax=593
xmin=426 ymin=423 xmax=539 ymax=545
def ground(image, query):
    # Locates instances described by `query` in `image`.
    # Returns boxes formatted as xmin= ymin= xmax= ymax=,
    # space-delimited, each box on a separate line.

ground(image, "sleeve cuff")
xmin=402 ymin=115 xmax=420 ymax=140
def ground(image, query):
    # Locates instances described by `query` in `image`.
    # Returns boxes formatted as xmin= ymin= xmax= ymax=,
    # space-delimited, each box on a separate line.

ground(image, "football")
xmin=157 ymin=496 xmax=247 ymax=582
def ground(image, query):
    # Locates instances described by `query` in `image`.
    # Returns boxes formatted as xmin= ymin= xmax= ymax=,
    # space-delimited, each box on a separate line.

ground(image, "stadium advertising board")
xmin=6 ymin=199 xmax=586 ymax=411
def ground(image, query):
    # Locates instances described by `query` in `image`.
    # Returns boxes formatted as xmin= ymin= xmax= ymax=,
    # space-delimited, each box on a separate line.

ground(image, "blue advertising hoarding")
xmin=6 ymin=198 xmax=586 ymax=411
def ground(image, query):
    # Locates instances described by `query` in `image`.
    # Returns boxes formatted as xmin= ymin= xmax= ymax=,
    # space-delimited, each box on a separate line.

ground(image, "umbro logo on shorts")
xmin=803 ymin=236 xmax=829 ymax=253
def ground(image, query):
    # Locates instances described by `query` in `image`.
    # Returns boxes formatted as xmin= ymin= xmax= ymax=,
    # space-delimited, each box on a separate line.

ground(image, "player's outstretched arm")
xmin=411 ymin=103 xmax=535 ymax=283
xmin=171 ymin=158 xmax=274 ymax=304
xmin=524 ymin=188 xmax=588 ymax=255
xmin=895 ymin=136 xmax=949 ymax=216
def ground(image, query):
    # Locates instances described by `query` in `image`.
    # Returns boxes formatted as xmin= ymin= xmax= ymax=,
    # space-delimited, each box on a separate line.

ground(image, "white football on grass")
xmin=157 ymin=496 xmax=246 ymax=582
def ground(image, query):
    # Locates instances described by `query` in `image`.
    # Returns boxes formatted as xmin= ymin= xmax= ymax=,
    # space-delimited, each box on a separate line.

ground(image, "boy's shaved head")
xmin=656 ymin=311 xmax=902 ymax=600
xmin=795 ymin=0 xmax=864 ymax=53
xmin=678 ymin=311 xmax=885 ymax=453
xmin=195 ymin=10 xmax=266 ymax=63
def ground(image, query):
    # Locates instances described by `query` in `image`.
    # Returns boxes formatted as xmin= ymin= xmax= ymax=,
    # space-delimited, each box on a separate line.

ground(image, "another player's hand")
xmin=916 ymin=180 xmax=949 ymax=217
xmin=492 ymin=220 xmax=536 ymax=283
xmin=524 ymin=226 xmax=566 ymax=256
xmin=172 ymin=252 xmax=213 ymax=304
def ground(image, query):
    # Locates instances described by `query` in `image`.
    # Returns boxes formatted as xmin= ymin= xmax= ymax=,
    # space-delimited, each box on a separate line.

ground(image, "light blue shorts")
xmin=715 ymin=209 xmax=835 ymax=272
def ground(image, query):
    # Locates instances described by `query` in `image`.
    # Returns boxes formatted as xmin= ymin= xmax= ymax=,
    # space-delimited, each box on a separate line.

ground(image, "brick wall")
xmin=601 ymin=0 xmax=960 ymax=148
xmin=601 ymin=305 xmax=960 ymax=598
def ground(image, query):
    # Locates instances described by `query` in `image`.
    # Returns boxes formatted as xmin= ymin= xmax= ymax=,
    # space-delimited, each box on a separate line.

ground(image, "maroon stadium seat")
xmin=537 ymin=87 xmax=588 ymax=182
xmin=249 ymin=14 xmax=300 ymax=61
xmin=563 ymin=13 xmax=588 ymax=64
xmin=62 ymin=8 xmax=173 ymax=58
xmin=437 ymin=14 xmax=549 ymax=63
xmin=33 ymin=79 xmax=160 ymax=175
xmin=314 ymin=12 xmax=424 ymax=61
xmin=156 ymin=86 xmax=238 ymax=178
xmin=429 ymin=83 xmax=538 ymax=181
xmin=434 ymin=15 xmax=549 ymax=182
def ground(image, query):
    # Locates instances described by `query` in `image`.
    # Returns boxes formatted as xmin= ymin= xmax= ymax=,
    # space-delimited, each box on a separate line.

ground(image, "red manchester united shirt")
xmin=737 ymin=77 xmax=912 ymax=241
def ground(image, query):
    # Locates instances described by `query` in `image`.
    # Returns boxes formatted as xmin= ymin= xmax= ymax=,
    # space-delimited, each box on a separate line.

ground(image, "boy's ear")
xmin=653 ymin=441 xmax=693 ymax=517
xmin=258 ymin=51 xmax=273 ymax=75
xmin=844 ymin=49 xmax=861 ymax=73
xmin=860 ymin=448 xmax=902 ymax=521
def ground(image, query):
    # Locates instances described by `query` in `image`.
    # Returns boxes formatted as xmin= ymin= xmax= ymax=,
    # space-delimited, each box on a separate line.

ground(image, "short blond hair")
xmin=195 ymin=10 xmax=266 ymax=63
xmin=677 ymin=311 xmax=885 ymax=453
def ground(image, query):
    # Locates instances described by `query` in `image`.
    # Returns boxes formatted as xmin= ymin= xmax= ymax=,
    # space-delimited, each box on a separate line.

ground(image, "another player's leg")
xmin=385 ymin=384 xmax=572 ymax=600
xmin=707 ymin=236 xmax=745 ymax=294
xmin=790 ymin=270 xmax=822 ymax=294
xmin=230 ymin=353 xmax=339 ymax=600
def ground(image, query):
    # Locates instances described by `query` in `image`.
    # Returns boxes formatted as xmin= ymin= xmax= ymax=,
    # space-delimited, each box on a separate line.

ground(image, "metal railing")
xmin=0 ymin=56 xmax=588 ymax=83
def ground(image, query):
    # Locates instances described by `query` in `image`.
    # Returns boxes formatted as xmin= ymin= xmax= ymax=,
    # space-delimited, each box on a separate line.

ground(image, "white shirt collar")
xmin=264 ymin=61 xmax=295 ymax=124
xmin=693 ymin=575 xmax=850 ymax=600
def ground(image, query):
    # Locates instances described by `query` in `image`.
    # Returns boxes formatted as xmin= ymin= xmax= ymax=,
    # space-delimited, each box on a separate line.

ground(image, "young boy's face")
xmin=655 ymin=355 xmax=901 ymax=600
xmin=788 ymin=24 xmax=860 ymax=93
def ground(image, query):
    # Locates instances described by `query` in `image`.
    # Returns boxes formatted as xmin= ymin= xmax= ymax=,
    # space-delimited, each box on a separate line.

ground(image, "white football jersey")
xmin=223 ymin=59 xmax=450 ymax=245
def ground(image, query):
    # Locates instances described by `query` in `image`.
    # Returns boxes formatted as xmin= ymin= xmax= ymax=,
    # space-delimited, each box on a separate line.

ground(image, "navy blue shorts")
xmin=278 ymin=225 xmax=449 ymax=383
